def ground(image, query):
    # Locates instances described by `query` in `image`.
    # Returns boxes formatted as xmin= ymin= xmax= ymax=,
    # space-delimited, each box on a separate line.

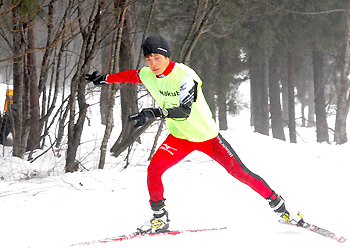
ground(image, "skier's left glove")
xmin=128 ymin=108 xmax=163 ymax=128
xmin=85 ymin=71 xmax=108 ymax=86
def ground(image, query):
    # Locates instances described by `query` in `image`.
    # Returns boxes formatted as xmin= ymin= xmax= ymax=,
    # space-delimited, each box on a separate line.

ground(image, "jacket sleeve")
xmin=106 ymin=69 xmax=142 ymax=84
xmin=165 ymin=76 xmax=198 ymax=119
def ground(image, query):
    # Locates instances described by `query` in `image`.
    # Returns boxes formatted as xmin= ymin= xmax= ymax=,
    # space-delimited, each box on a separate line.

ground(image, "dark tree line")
xmin=0 ymin=0 xmax=349 ymax=172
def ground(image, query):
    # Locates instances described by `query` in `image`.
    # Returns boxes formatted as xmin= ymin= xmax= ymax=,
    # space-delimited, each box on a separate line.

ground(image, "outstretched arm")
xmin=85 ymin=69 xmax=142 ymax=86
xmin=106 ymin=69 xmax=142 ymax=84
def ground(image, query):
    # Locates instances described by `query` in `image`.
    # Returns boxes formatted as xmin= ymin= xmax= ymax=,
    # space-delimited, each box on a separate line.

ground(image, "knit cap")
xmin=142 ymin=35 xmax=171 ymax=58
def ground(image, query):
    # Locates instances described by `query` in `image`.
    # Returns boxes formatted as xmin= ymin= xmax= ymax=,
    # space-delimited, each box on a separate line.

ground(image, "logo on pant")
xmin=159 ymin=144 xmax=177 ymax=155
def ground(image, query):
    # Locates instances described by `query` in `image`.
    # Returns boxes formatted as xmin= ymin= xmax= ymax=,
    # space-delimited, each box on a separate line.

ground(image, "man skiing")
xmin=86 ymin=35 xmax=303 ymax=234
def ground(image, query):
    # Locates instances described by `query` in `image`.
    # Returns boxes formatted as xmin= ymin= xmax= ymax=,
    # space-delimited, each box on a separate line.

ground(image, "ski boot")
xmin=268 ymin=195 xmax=304 ymax=226
xmin=137 ymin=199 xmax=170 ymax=234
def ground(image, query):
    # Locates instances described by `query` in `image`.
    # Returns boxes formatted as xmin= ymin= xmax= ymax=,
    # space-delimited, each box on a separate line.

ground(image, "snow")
xmin=0 ymin=82 xmax=349 ymax=248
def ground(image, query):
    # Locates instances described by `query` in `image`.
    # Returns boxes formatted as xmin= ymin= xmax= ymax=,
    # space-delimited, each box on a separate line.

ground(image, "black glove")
xmin=128 ymin=108 xmax=163 ymax=128
xmin=85 ymin=71 xmax=108 ymax=86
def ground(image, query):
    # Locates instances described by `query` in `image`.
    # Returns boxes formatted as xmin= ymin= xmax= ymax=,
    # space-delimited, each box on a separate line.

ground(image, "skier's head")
xmin=142 ymin=35 xmax=171 ymax=58
xmin=142 ymin=35 xmax=171 ymax=76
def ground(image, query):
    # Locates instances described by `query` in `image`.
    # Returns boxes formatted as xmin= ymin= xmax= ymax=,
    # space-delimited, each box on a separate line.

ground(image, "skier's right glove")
xmin=85 ymin=71 xmax=108 ymax=86
xmin=128 ymin=108 xmax=163 ymax=128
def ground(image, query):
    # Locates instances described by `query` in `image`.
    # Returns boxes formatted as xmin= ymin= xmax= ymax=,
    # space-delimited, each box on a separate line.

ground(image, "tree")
xmin=99 ymin=0 xmax=115 ymax=126
xmin=302 ymin=0 xmax=346 ymax=143
xmin=334 ymin=1 xmax=350 ymax=144
xmin=26 ymin=16 xmax=40 ymax=152
xmin=239 ymin=1 xmax=284 ymax=136
xmin=110 ymin=10 xmax=139 ymax=163
xmin=2 ymin=0 xmax=72 ymax=158
xmin=312 ymin=50 xmax=329 ymax=143
xmin=11 ymin=1 xmax=25 ymax=158
xmin=66 ymin=0 xmax=104 ymax=172
xmin=98 ymin=0 xmax=126 ymax=169
xmin=1 ymin=0 xmax=349 ymax=173
xmin=269 ymin=50 xmax=285 ymax=141
xmin=248 ymin=45 xmax=270 ymax=136
xmin=217 ymin=46 xmax=228 ymax=130
xmin=287 ymin=45 xmax=296 ymax=143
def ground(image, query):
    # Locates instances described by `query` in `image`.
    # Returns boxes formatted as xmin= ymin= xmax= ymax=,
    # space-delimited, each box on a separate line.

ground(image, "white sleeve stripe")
xmin=182 ymin=92 xmax=195 ymax=105
xmin=179 ymin=76 xmax=195 ymax=106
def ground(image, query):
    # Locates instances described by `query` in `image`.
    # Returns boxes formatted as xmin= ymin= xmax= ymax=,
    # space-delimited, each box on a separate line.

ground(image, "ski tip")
xmin=338 ymin=236 xmax=347 ymax=243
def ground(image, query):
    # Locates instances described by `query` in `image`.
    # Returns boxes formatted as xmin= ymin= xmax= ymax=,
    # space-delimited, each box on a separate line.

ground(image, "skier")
xmin=86 ymin=35 xmax=303 ymax=233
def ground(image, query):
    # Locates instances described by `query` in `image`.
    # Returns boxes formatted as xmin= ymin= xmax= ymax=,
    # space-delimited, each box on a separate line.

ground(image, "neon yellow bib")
xmin=139 ymin=63 xmax=218 ymax=142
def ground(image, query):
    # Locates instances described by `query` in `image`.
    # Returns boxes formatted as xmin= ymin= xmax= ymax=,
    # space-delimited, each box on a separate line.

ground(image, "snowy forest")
xmin=1 ymin=1 xmax=350 ymax=247
xmin=0 ymin=0 xmax=350 ymax=173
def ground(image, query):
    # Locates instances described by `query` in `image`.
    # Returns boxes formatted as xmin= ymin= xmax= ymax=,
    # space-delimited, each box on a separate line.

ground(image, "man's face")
xmin=145 ymin=53 xmax=170 ymax=75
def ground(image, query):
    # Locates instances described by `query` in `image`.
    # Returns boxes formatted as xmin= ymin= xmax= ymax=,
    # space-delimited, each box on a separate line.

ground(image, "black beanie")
xmin=142 ymin=35 xmax=171 ymax=58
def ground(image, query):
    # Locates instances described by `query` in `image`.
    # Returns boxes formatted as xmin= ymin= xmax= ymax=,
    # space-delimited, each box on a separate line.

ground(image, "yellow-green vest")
xmin=139 ymin=63 xmax=218 ymax=142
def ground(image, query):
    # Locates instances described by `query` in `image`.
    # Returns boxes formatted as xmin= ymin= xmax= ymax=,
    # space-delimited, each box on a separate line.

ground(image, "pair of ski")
xmin=71 ymin=220 xmax=346 ymax=246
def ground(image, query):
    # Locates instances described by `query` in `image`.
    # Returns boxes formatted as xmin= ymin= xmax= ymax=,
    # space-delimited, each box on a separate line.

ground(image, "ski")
xmin=279 ymin=219 xmax=346 ymax=243
xmin=71 ymin=227 xmax=227 ymax=246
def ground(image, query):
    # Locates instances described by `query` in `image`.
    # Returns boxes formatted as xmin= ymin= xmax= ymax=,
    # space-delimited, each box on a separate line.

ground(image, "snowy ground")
xmin=0 ymin=82 xmax=349 ymax=248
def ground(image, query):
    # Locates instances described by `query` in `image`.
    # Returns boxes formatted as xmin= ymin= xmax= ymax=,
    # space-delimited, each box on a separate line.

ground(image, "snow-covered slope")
xmin=0 ymin=83 xmax=349 ymax=248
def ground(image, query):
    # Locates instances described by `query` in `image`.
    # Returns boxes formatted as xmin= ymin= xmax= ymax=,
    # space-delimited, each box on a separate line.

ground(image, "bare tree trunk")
xmin=26 ymin=23 xmax=41 ymax=153
xmin=287 ymin=48 xmax=296 ymax=143
xmin=250 ymin=53 xmax=269 ymax=135
xmin=100 ymin=0 xmax=115 ymax=126
xmin=66 ymin=74 xmax=88 ymax=173
xmin=100 ymin=89 xmax=110 ymax=125
xmin=281 ymin=80 xmax=289 ymax=126
xmin=260 ymin=56 xmax=270 ymax=135
xmin=307 ymin=81 xmax=315 ymax=127
xmin=12 ymin=5 xmax=24 ymax=158
xmin=51 ymin=1 xmax=72 ymax=149
xmin=217 ymin=83 xmax=227 ymax=130
xmin=99 ymin=84 xmax=118 ymax=169
xmin=249 ymin=57 xmax=260 ymax=130
xmin=334 ymin=1 xmax=350 ymax=144
xmin=201 ymin=51 xmax=216 ymax=119
xmin=313 ymin=50 xmax=329 ymax=143
xmin=38 ymin=0 xmax=55 ymax=94
xmin=98 ymin=0 xmax=126 ymax=169
xmin=301 ymin=98 xmax=306 ymax=127
xmin=110 ymin=11 xmax=139 ymax=159
xmin=22 ymin=61 xmax=30 ymax=156
xmin=56 ymin=105 xmax=69 ymax=148
xmin=39 ymin=0 xmax=65 ymax=143
xmin=66 ymin=1 xmax=102 ymax=172
xmin=269 ymin=58 xmax=285 ymax=141
xmin=217 ymin=49 xmax=228 ymax=131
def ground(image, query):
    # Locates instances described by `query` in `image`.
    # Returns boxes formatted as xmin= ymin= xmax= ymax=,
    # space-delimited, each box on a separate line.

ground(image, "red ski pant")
xmin=147 ymin=134 xmax=276 ymax=203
